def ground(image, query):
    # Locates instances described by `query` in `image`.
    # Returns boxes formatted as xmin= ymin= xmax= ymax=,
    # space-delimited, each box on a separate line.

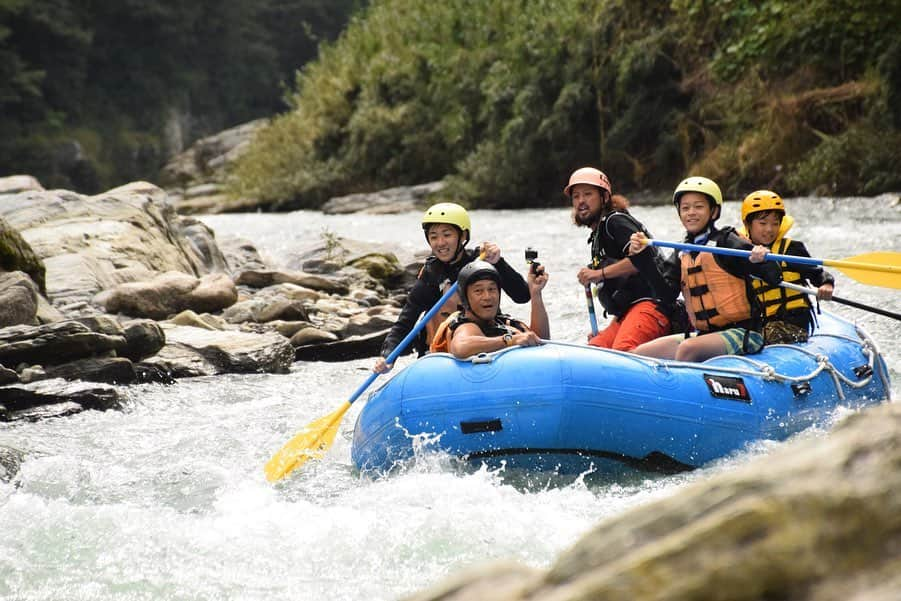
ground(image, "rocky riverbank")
xmin=0 ymin=175 xmax=423 ymax=424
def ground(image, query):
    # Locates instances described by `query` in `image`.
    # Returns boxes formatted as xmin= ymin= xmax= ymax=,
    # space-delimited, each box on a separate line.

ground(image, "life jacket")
xmin=750 ymin=237 xmax=811 ymax=318
xmin=429 ymin=311 xmax=528 ymax=353
xmin=415 ymin=251 xmax=473 ymax=350
xmin=680 ymin=250 xmax=753 ymax=332
xmin=423 ymin=290 xmax=462 ymax=346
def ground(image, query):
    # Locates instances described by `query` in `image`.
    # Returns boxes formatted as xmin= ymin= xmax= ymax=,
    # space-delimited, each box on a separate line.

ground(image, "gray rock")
xmin=0 ymin=183 xmax=216 ymax=313
xmin=159 ymin=119 xmax=265 ymax=188
xmin=322 ymin=181 xmax=444 ymax=214
xmin=0 ymin=175 xmax=44 ymax=195
xmin=0 ymin=365 xmax=18 ymax=384
xmin=217 ymin=234 xmax=270 ymax=274
xmin=121 ymin=319 xmax=167 ymax=361
xmin=269 ymin=320 xmax=313 ymax=338
xmin=339 ymin=311 xmax=397 ymax=338
xmin=0 ymin=271 xmax=39 ymax=327
xmin=0 ymin=217 xmax=46 ymax=293
xmin=99 ymin=271 xmax=237 ymax=319
xmin=254 ymin=299 xmax=310 ymax=323
xmin=294 ymin=328 xmax=389 ymax=362
xmin=0 ymin=445 xmax=25 ymax=481
xmin=167 ymin=310 xmax=227 ymax=330
xmin=42 ymin=357 xmax=136 ymax=385
xmin=179 ymin=217 xmax=230 ymax=273
xmin=234 ymin=269 xmax=349 ymax=294
xmin=404 ymin=402 xmax=901 ymax=601
xmin=0 ymin=321 xmax=127 ymax=367
xmin=154 ymin=323 xmax=294 ymax=374
xmin=289 ymin=328 xmax=339 ymax=347
xmin=0 ymin=378 xmax=122 ymax=422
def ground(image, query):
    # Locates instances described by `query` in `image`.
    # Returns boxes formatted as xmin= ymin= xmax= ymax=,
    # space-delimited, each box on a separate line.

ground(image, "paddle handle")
xmin=348 ymin=280 xmax=462 ymax=405
xmin=584 ymin=285 xmax=599 ymax=336
xmin=780 ymin=281 xmax=901 ymax=321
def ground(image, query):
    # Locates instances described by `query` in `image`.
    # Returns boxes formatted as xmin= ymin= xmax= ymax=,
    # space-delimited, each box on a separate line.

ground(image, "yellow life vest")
xmin=750 ymin=238 xmax=810 ymax=317
xmin=680 ymin=250 xmax=752 ymax=332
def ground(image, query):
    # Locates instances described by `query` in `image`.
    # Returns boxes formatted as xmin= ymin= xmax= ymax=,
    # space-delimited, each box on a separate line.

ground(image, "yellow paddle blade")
xmin=825 ymin=252 xmax=901 ymax=289
xmin=264 ymin=401 xmax=352 ymax=482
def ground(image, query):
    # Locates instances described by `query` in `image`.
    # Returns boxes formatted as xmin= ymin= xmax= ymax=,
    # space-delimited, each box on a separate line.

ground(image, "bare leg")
xmin=674 ymin=332 xmax=728 ymax=363
xmin=632 ymin=335 xmax=681 ymax=359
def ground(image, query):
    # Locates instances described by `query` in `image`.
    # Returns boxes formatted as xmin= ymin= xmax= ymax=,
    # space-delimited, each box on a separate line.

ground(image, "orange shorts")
xmin=589 ymin=300 xmax=670 ymax=352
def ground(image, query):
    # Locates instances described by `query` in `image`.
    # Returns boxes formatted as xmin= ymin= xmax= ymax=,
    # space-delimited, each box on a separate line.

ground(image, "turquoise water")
xmin=1 ymin=197 xmax=898 ymax=600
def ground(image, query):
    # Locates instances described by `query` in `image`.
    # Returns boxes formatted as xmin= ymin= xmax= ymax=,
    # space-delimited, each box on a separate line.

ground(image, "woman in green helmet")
xmin=373 ymin=202 xmax=530 ymax=373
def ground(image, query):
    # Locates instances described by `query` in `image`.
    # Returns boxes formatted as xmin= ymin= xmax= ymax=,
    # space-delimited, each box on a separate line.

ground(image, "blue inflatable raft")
xmin=351 ymin=312 xmax=892 ymax=475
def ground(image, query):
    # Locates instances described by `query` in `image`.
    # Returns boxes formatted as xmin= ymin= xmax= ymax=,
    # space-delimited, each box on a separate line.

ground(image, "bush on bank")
xmin=231 ymin=0 xmax=901 ymax=209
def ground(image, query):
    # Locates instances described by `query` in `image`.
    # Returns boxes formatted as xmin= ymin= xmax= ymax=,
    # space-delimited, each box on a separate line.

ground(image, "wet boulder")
xmin=0 ymin=271 xmax=40 ymax=327
xmin=0 ymin=216 xmax=46 ymax=294
xmin=0 ymin=321 xmax=126 ymax=367
xmin=405 ymin=401 xmax=901 ymax=601
xmin=0 ymin=182 xmax=221 ymax=315
xmin=97 ymin=271 xmax=237 ymax=319
xmin=0 ymin=378 xmax=123 ymax=422
xmin=144 ymin=323 xmax=295 ymax=375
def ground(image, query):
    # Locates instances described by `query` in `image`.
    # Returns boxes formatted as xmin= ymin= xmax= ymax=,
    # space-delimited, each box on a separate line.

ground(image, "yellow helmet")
xmin=422 ymin=202 xmax=471 ymax=243
xmin=741 ymin=190 xmax=785 ymax=223
xmin=673 ymin=176 xmax=723 ymax=207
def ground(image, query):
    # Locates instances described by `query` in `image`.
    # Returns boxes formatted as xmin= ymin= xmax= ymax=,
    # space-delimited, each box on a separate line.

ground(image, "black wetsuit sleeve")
xmin=380 ymin=278 xmax=439 ymax=358
xmin=785 ymin=240 xmax=835 ymax=286
xmin=630 ymin=247 xmax=681 ymax=301
xmin=494 ymin=257 xmax=531 ymax=303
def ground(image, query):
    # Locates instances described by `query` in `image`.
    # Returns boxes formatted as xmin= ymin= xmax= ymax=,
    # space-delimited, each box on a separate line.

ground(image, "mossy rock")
xmin=0 ymin=217 xmax=46 ymax=294
xmin=347 ymin=252 xmax=402 ymax=283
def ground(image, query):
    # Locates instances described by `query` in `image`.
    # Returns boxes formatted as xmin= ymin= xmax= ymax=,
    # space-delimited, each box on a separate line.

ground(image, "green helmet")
xmin=673 ymin=177 xmax=723 ymax=207
xmin=422 ymin=203 xmax=471 ymax=244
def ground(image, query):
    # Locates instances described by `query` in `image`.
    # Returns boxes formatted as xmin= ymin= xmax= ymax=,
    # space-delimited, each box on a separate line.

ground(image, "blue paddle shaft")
xmin=348 ymin=281 xmax=461 ymax=405
xmin=584 ymin=285 xmax=598 ymax=336
xmin=649 ymin=239 xmax=824 ymax=267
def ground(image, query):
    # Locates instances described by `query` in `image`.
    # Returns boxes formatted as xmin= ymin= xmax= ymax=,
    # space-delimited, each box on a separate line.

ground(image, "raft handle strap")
xmin=853 ymin=364 xmax=873 ymax=379
xmin=471 ymin=352 xmax=496 ymax=364
xmin=791 ymin=382 xmax=812 ymax=397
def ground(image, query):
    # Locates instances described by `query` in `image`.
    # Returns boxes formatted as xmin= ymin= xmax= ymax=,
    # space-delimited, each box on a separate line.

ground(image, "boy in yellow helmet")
xmin=628 ymin=177 xmax=782 ymax=362
xmin=739 ymin=190 xmax=834 ymax=342
xmin=373 ymin=203 xmax=530 ymax=373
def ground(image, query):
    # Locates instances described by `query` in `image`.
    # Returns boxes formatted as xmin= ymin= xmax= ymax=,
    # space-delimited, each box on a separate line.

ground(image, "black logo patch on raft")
xmin=704 ymin=374 xmax=751 ymax=402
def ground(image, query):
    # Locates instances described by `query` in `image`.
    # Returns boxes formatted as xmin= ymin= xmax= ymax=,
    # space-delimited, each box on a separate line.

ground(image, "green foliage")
xmin=5 ymin=0 xmax=899 ymax=201
xmin=786 ymin=121 xmax=901 ymax=196
xmin=0 ymin=0 xmax=362 ymax=192
xmin=233 ymin=0 xmax=701 ymax=207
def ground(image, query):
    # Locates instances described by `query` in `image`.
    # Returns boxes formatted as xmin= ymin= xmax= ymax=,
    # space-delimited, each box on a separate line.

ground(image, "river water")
xmin=1 ymin=196 xmax=899 ymax=601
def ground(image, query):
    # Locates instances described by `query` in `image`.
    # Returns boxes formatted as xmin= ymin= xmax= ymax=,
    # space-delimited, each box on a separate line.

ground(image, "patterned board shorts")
xmin=660 ymin=328 xmax=765 ymax=356
xmin=718 ymin=327 xmax=764 ymax=355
